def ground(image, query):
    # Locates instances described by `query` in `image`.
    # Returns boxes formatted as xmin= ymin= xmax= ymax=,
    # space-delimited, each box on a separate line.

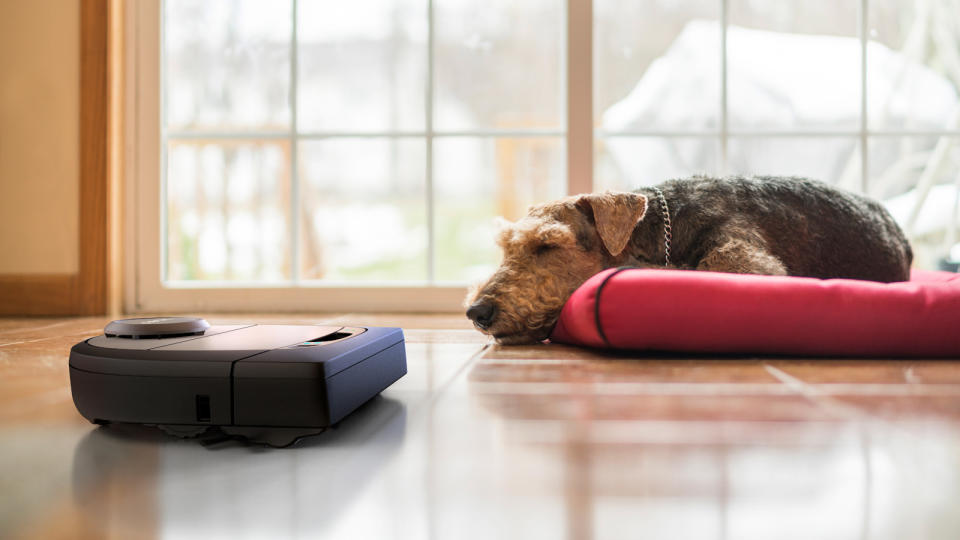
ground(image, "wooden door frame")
xmin=0 ymin=0 xmax=109 ymax=316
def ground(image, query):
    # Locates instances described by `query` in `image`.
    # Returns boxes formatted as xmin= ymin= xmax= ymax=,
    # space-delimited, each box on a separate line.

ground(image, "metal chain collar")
xmin=651 ymin=187 xmax=672 ymax=267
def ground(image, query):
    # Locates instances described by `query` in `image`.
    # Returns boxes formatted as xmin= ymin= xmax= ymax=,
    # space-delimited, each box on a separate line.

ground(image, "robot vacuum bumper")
xmin=69 ymin=321 xmax=406 ymax=446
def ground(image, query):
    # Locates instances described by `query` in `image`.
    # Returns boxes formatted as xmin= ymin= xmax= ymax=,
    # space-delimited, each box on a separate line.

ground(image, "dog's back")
xmin=658 ymin=176 xmax=913 ymax=282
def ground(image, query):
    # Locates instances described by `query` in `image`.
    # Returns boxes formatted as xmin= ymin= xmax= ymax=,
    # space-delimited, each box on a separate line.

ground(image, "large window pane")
xmin=595 ymin=136 xmax=721 ymax=191
xmin=868 ymin=1 xmax=960 ymax=132
xmin=727 ymin=0 xmax=860 ymax=131
xmin=298 ymin=0 xmax=426 ymax=132
xmin=870 ymin=136 xmax=960 ymax=269
xmin=434 ymin=0 xmax=563 ymax=131
xmin=595 ymin=0 xmax=720 ymax=132
xmin=164 ymin=0 xmax=291 ymax=131
xmin=166 ymin=141 xmax=291 ymax=281
xmin=299 ymin=138 xmax=427 ymax=282
xmin=726 ymin=137 xmax=862 ymax=189
xmin=434 ymin=137 xmax=565 ymax=282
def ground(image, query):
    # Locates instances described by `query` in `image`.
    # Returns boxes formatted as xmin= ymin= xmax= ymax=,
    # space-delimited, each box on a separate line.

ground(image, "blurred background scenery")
xmin=163 ymin=0 xmax=960 ymax=285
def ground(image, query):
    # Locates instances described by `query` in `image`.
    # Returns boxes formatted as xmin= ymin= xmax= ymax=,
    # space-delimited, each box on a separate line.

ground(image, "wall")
xmin=0 ymin=0 xmax=80 ymax=275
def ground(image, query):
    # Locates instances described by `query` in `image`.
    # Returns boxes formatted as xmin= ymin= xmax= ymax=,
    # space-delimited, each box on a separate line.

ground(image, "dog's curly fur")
xmin=466 ymin=175 xmax=913 ymax=344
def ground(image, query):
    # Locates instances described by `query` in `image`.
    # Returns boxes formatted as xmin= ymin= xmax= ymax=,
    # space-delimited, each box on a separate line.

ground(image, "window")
xmin=129 ymin=0 xmax=960 ymax=311
xmin=594 ymin=0 xmax=960 ymax=270
xmin=160 ymin=0 xmax=563 ymax=288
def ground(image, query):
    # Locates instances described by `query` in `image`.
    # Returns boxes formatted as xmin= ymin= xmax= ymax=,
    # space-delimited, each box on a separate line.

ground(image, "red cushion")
xmin=550 ymin=268 xmax=960 ymax=357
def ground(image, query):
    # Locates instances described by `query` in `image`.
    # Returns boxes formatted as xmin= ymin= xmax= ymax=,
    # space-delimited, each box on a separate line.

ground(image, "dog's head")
xmin=465 ymin=191 xmax=648 ymax=344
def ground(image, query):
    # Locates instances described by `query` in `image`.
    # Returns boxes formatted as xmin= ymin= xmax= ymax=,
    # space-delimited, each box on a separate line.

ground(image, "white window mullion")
xmin=165 ymin=129 xmax=568 ymax=139
xmin=290 ymin=0 xmax=301 ymax=284
xmin=720 ymin=0 xmax=729 ymax=174
xmin=426 ymin=0 xmax=436 ymax=284
xmin=860 ymin=0 xmax=870 ymax=194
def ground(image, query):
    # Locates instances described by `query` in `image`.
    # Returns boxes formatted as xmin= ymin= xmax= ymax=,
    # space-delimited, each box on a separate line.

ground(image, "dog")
xmin=465 ymin=175 xmax=913 ymax=344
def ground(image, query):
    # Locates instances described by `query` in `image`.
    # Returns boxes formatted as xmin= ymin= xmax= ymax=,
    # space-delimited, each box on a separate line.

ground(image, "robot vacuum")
xmin=69 ymin=317 xmax=406 ymax=446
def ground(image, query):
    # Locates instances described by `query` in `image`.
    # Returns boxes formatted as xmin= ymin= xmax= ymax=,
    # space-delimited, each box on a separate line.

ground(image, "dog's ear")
xmin=575 ymin=191 xmax=647 ymax=256
xmin=493 ymin=217 xmax=515 ymax=247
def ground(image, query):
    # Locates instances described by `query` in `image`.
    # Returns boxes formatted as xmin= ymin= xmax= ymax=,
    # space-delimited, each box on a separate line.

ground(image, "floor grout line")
xmin=0 ymin=330 xmax=102 ymax=349
xmin=467 ymin=380 xmax=960 ymax=396
xmin=764 ymin=364 xmax=870 ymax=420
xmin=498 ymin=418 xmax=870 ymax=445
xmin=427 ymin=343 xmax=492 ymax=405
xmin=475 ymin=358 xmax=601 ymax=365
xmin=0 ymin=320 xmax=79 ymax=338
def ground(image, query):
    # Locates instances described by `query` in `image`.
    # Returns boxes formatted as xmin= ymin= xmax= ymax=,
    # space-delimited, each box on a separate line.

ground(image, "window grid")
xmin=594 ymin=0 xmax=960 ymax=193
xmin=161 ymin=0 xmax=567 ymax=286
xmin=153 ymin=0 xmax=960 ymax=300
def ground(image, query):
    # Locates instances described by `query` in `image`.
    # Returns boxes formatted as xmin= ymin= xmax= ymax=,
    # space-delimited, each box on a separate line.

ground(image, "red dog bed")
xmin=550 ymin=268 xmax=960 ymax=356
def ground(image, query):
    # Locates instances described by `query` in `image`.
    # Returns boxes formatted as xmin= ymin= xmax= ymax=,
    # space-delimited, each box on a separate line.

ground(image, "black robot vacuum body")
xmin=69 ymin=318 xmax=406 ymax=446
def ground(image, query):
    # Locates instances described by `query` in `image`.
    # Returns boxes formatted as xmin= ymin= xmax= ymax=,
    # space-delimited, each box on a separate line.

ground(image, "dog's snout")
xmin=466 ymin=301 xmax=497 ymax=330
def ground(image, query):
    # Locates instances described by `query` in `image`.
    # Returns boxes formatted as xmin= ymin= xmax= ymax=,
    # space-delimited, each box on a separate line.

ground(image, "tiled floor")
xmin=2 ymin=314 xmax=960 ymax=539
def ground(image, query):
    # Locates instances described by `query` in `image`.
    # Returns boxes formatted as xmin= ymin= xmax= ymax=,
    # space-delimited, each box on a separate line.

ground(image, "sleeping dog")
xmin=466 ymin=175 xmax=913 ymax=344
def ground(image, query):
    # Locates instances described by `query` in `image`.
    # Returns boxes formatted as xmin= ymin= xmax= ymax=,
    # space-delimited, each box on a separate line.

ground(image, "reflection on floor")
xmin=1 ymin=314 xmax=959 ymax=539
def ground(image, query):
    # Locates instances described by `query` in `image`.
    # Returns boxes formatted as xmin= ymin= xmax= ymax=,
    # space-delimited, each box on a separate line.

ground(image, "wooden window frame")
xmin=126 ymin=0 xmax=591 ymax=313
xmin=129 ymin=0 xmax=960 ymax=314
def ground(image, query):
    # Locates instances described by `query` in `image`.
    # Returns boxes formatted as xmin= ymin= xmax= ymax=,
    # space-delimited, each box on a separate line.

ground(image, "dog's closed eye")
xmin=534 ymin=244 xmax=559 ymax=256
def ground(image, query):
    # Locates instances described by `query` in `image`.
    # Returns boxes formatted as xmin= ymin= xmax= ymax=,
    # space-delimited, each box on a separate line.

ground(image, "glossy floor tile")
xmin=1 ymin=315 xmax=960 ymax=539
